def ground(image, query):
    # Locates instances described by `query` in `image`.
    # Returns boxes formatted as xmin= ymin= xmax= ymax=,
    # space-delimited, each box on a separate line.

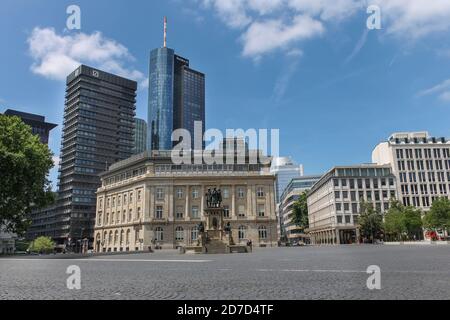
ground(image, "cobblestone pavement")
xmin=1 ymin=245 xmax=449 ymax=300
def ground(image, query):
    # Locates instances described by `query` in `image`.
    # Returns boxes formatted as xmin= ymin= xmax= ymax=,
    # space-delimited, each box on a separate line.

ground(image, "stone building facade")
xmin=94 ymin=151 xmax=277 ymax=252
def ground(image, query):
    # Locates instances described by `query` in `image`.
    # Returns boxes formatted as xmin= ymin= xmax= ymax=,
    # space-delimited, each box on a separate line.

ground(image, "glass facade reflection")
xmin=148 ymin=48 xmax=205 ymax=151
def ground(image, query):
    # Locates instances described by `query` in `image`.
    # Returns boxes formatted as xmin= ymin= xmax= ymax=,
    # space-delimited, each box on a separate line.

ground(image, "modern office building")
xmin=134 ymin=118 xmax=147 ymax=154
xmin=27 ymin=65 xmax=137 ymax=246
xmin=373 ymin=132 xmax=450 ymax=210
xmin=93 ymin=150 xmax=277 ymax=252
xmin=3 ymin=109 xmax=57 ymax=144
xmin=148 ymin=19 xmax=205 ymax=151
xmin=307 ymin=164 xmax=397 ymax=245
xmin=279 ymin=175 xmax=321 ymax=244
xmin=270 ymin=157 xmax=304 ymax=203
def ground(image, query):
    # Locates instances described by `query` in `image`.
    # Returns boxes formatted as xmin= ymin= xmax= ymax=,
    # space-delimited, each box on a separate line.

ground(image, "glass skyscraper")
xmin=270 ymin=157 xmax=305 ymax=203
xmin=148 ymin=47 xmax=205 ymax=151
xmin=134 ymin=118 xmax=147 ymax=154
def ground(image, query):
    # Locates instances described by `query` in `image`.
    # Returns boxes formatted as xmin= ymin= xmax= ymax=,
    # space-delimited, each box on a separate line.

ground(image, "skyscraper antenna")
xmin=163 ymin=16 xmax=167 ymax=48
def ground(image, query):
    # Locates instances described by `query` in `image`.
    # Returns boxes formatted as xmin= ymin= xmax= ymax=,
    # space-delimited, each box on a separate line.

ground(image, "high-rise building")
xmin=307 ymin=164 xmax=397 ymax=245
xmin=372 ymin=132 xmax=450 ymax=210
xmin=279 ymin=175 xmax=322 ymax=244
xmin=134 ymin=118 xmax=147 ymax=154
xmin=27 ymin=65 xmax=137 ymax=246
xmin=3 ymin=109 xmax=56 ymax=144
xmin=148 ymin=18 xmax=205 ymax=151
xmin=270 ymin=157 xmax=304 ymax=203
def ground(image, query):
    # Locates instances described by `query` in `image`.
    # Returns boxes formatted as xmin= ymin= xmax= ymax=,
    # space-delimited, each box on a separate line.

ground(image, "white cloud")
xmin=195 ymin=0 xmax=450 ymax=59
xmin=52 ymin=155 xmax=60 ymax=167
xmin=417 ymin=78 xmax=450 ymax=103
xmin=418 ymin=79 xmax=450 ymax=96
xmin=373 ymin=0 xmax=450 ymax=39
xmin=27 ymin=27 xmax=147 ymax=88
xmin=202 ymin=0 xmax=252 ymax=28
xmin=241 ymin=15 xmax=324 ymax=59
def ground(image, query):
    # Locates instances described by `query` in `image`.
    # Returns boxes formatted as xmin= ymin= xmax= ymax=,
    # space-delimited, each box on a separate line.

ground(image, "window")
xmin=191 ymin=227 xmax=199 ymax=241
xmin=257 ymin=187 xmax=265 ymax=197
xmin=176 ymin=188 xmax=184 ymax=199
xmin=238 ymin=226 xmax=247 ymax=240
xmin=155 ymin=227 xmax=163 ymax=241
xmin=114 ymin=231 xmax=119 ymax=245
xmin=336 ymin=203 xmax=342 ymax=212
xmin=137 ymin=190 xmax=142 ymax=202
xmin=137 ymin=207 xmax=141 ymax=219
xmin=122 ymin=210 xmax=126 ymax=222
xmin=223 ymin=205 xmax=230 ymax=218
xmin=223 ymin=188 xmax=230 ymax=199
xmin=238 ymin=205 xmax=245 ymax=217
xmin=345 ymin=216 xmax=351 ymax=224
xmin=176 ymin=206 xmax=184 ymax=219
xmin=237 ymin=187 xmax=245 ymax=198
xmin=117 ymin=196 xmax=121 ymax=206
xmin=128 ymin=209 xmax=132 ymax=221
xmin=258 ymin=226 xmax=267 ymax=240
xmin=192 ymin=188 xmax=199 ymax=199
xmin=156 ymin=188 xmax=164 ymax=200
xmin=191 ymin=206 xmax=199 ymax=218
xmin=112 ymin=197 xmax=116 ymax=207
xmin=155 ymin=206 xmax=163 ymax=219
xmin=337 ymin=216 xmax=343 ymax=224
xmin=129 ymin=192 xmax=133 ymax=203
xmin=126 ymin=229 xmax=130 ymax=245
xmin=335 ymin=191 xmax=341 ymax=199
xmin=175 ymin=227 xmax=184 ymax=241
xmin=258 ymin=204 xmax=265 ymax=217
xmin=123 ymin=194 xmax=127 ymax=205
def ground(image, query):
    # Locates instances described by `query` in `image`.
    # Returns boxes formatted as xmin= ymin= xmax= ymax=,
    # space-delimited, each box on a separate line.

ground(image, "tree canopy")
xmin=292 ymin=192 xmax=309 ymax=230
xmin=28 ymin=236 xmax=55 ymax=253
xmin=384 ymin=200 xmax=423 ymax=241
xmin=423 ymin=197 xmax=450 ymax=231
xmin=358 ymin=200 xmax=384 ymax=242
xmin=0 ymin=115 xmax=55 ymax=235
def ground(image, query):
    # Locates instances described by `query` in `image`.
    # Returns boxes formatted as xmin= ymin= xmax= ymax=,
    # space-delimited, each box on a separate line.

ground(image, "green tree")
xmin=0 ymin=115 xmax=55 ymax=235
xmin=383 ymin=200 xmax=423 ymax=241
xmin=403 ymin=206 xmax=423 ymax=240
xmin=424 ymin=197 xmax=450 ymax=231
xmin=384 ymin=200 xmax=406 ymax=241
xmin=28 ymin=236 xmax=55 ymax=254
xmin=358 ymin=200 xmax=383 ymax=243
xmin=292 ymin=192 xmax=309 ymax=230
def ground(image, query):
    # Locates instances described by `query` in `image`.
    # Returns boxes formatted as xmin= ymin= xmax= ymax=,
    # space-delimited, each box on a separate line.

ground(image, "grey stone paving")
xmin=0 ymin=245 xmax=449 ymax=300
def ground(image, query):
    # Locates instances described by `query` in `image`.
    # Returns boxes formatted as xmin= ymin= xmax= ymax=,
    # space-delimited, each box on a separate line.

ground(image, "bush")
xmin=28 ymin=236 xmax=55 ymax=254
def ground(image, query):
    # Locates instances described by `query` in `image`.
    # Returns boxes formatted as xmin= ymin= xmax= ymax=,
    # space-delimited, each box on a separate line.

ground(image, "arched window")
xmin=96 ymin=233 xmax=101 ymax=242
xmin=191 ymin=226 xmax=199 ymax=241
xmin=258 ymin=226 xmax=267 ymax=240
xmin=114 ymin=230 xmax=119 ymax=245
xmin=126 ymin=229 xmax=130 ymax=245
xmin=175 ymin=227 xmax=184 ymax=241
xmin=111 ymin=212 xmax=115 ymax=224
xmin=238 ymin=225 xmax=247 ymax=240
xmin=120 ymin=230 xmax=124 ymax=244
xmin=155 ymin=227 xmax=163 ymax=241
xmin=103 ymin=231 xmax=107 ymax=243
xmin=106 ymin=212 xmax=110 ymax=225
xmin=108 ymin=231 xmax=113 ymax=244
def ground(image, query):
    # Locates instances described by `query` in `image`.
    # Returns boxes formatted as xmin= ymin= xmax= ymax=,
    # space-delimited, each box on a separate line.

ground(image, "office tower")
xmin=279 ymin=175 xmax=322 ymax=245
xmin=270 ymin=157 xmax=304 ymax=203
xmin=372 ymin=132 xmax=450 ymax=210
xmin=134 ymin=118 xmax=147 ymax=154
xmin=307 ymin=165 xmax=397 ymax=245
xmin=27 ymin=65 xmax=137 ymax=246
xmin=148 ymin=18 xmax=205 ymax=151
xmin=3 ymin=109 xmax=56 ymax=144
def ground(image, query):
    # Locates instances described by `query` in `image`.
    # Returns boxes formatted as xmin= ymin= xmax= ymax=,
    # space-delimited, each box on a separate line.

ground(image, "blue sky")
xmin=1 ymin=0 xmax=450 ymax=189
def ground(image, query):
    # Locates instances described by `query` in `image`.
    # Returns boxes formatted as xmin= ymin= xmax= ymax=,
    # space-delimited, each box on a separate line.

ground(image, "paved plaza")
xmin=0 ymin=245 xmax=449 ymax=300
